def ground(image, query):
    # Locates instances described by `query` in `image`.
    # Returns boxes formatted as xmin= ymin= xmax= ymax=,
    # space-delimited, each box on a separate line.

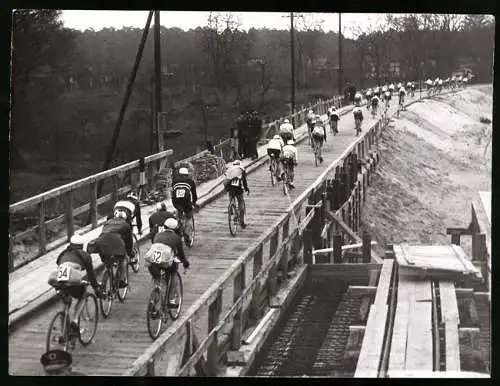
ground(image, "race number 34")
xmin=57 ymin=265 xmax=71 ymax=282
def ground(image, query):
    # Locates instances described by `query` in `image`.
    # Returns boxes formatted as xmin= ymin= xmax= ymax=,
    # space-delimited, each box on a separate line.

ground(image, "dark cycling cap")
xmin=40 ymin=350 xmax=72 ymax=374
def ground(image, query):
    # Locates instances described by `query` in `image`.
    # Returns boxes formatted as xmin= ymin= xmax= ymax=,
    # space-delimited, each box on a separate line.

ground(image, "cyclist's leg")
xmin=237 ymin=191 xmax=246 ymax=225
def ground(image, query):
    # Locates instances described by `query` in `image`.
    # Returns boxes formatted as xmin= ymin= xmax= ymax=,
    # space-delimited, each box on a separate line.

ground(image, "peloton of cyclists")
xmin=224 ymin=160 xmax=250 ymax=228
xmin=280 ymin=139 xmax=298 ymax=189
xmin=267 ymin=134 xmax=284 ymax=180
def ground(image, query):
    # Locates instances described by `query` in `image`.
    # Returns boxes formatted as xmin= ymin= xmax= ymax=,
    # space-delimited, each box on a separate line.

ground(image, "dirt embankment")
xmin=361 ymin=85 xmax=492 ymax=258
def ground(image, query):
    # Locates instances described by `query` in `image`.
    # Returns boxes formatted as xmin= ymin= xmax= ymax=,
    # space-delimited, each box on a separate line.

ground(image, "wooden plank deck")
xmin=9 ymin=96 xmax=408 ymax=375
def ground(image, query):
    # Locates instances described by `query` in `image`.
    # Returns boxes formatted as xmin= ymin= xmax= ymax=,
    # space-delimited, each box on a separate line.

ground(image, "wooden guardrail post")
xmin=327 ymin=179 xmax=335 ymax=211
xmin=38 ymin=200 xmax=47 ymax=255
xmin=333 ymin=233 xmax=342 ymax=263
xmin=363 ymin=232 xmax=371 ymax=263
xmin=207 ymin=288 xmax=222 ymax=375
xmin=356 ymin=181 xmax=362 ymax=231
xmin=340 ymin=168 xmax=347 ymax=204
xmin=90 ymin=182 xmax=98 ymax=228
xmin=250 ymin=245 xmax=263 ymax=323
xmin=111 ymin=174 xmax=119 ymax=204
xmin=65 ymin=190 xmax=74 ymax=240
xmin=231 ymin=266 xmax=245 ymax=351
xmin=303 ymin=228 xmax=313 ymax=265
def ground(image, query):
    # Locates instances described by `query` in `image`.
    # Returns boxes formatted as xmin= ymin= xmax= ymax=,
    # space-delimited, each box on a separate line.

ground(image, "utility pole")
xmin=338 ymin=13 xmax=342 ymax=98
xmin=154 ymin=10 xmax=163 ymax=153
xmin=290 ymin=12 xmax=295 ymax=126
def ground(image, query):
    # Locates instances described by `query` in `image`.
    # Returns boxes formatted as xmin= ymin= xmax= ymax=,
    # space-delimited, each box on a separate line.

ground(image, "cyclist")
xmin=148 ymin=202 xmax=178 ymax=242
xmin=146 ymin=218 xmax=190 ymax=313
xmin=280 ymin=139 xmax=298 ymax=189
xmin=279 ymin=118 xmax=295 ymax=144
xmin=410 ymin=81 xmax=416 ymax=97
xmin=311 ymin=116 xmax=327 ymax=163
xmin=354 ymin=92 xmax=362 ymax=106
xmin=373 ymin=87 xmax=381 ymax=99
xmin=115 ymin=192 xmax=142 ymax=236
xmin=171 ymin=167 xmax=198 ymax=245
xmin=49 ymin=235 xmax=102 ymax=340
xmin=267 ymin=134 xmax=284 ymax=180
xmin=364 ymin=89 xmax=373 ymax=111
xmin=426 ymin=78 xmax=433 ymax=95
xmin=224 ymin=160 xmax=249 ymax=228
xmin=383 ymin=88 xmax=392 ymax=110
xmin=353 ymin=105 xmax=363 ymax=134
xmin=90 ymin=210 xmax=133 ymax=289
xmin=389 ymin=83 xmax=395 ymax=95
xmin=306 ymin=110 xmax=315 ymax=133
xmin=328 ymin=105 xmax=339 ymax=134
xmin=370 ymin=93 xmax=380 ymax=117
xmin=398 ymin=86 xmax=406 ymax=108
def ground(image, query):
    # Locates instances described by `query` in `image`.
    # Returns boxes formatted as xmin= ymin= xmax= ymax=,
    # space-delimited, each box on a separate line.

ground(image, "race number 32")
xmin=57 ymin=265 xmax=71 ymax=282
xmin=153 ymin=250 xmax=163 ymax=264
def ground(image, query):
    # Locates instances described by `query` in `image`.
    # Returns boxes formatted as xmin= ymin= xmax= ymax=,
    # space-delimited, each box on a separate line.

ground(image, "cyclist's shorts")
xmin=330 ymin=115 xmax=339 ymax=122
xmin=267 ymin=148 xmax=281 ymax=159
xmin=312 ymin=133 xmax=324 ymax=142
xmin=147 ymin=260 xmax=178 ymax=280
xmin=280 ymin=156 xmax=295 ymax=166
xmin=280 ymin=132 xmax=293 ymax=143
xmin=172 ymin=197 xmax=193 ymax=215
xmin=99 ymin=253 xmax=126 ymax=266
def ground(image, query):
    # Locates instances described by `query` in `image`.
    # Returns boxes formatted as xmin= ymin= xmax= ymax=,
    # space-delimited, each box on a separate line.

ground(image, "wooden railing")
xmin=9 ymin=149 xmax=173 ymax=271
xmin=123 ymin=99 xmax=389 ymax=377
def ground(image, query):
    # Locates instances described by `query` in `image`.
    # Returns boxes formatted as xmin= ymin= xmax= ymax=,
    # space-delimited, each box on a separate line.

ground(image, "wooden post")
xmin=333 ymin=233 xmax=342 ymax=263
xmin=268 ymin=261 xmax=278 ymax=296
xmin=282 ymin=217 xmax=290 ymax=242
xmin=340 ymin=169 xmax=347 ymax=204
xmin=38 ymin=200 xmax=47 ymax=255
xmin=111 ymin=174 xmax=119 ymax=204
xmin=65 ymin=191 xmax=74 ymax=240
xmin=303 ymin=229 xmax=313 ymax=265
xmin=327 ymin=179 xmax=335 ymax=212
xmin=451 ymin=233 xmax=460 ymax=245
xmin=90 ymin=181 xmax=98 ymax=228
xmin=363 ymin=232 xmax=371 ymax=263
xmin=250 ymin=246 xmax=263 ymax=322
xmin=207 ymin=289 xmax=222 ymax=375
xmin=147 ymin=358 xmax=155 ymax=376
xmin=270 ymin=228 xmax=279 ymax=258
xmin=279 ymin=244 xmax=289 ymax=282
xmin=357 ymin=181 xmax=362 ymax=230
xmin=231 ymin=266 xmax=245 ymax=351
xmin=345 ymin=160 xmax=352 ymax=194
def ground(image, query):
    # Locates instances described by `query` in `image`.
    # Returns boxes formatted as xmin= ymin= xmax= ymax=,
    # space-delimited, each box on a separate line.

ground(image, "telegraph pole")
xmin=291 ymin=12 xmax=295 ymax=124
xmin=338 ymin=13 xmax=342 ymax=98
xmin=154 ymin=10 xmax=163 ymax=152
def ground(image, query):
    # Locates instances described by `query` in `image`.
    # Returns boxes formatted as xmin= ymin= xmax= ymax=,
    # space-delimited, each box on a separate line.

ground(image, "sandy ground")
xmin=361 ymin=85 xmax=492 ymax=258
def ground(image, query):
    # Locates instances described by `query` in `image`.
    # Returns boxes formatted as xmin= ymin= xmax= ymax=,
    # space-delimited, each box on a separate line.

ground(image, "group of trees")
xmin=10 ymin=10 xmax=494 ymax=199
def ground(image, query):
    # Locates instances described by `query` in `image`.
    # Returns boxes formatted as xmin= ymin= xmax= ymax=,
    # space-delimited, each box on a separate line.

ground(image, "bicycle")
xmin=129 ymin=224 xmax=141 ymax=273
xmin=312 ymin=137 xmax=322 ymax=166
xmin=46 ymin=278 xmax=98 ymax=352
xmin=228 ymin=190 xmax=247 ymax=236
xmin=177 ymin=207 xmax=196 ymax=248
xmin=371 ymin=105 xmax=378 ymax=119
xmin=269 ymin=153 xmax=279 ymax=186
xmin=146 ymin=257 xmax=185 ymax=340
xmin=99 ymin=254 xmax=130 ymax=319
xmin=329 ymin=119 xmax=338 ymax=135
xmin=355 ymin=118 xmax=362 ymax=136
xmin=281 ymin=159 xmax=294 ymax=195
xmin=397 ymin=98 xmax=405 ymax=117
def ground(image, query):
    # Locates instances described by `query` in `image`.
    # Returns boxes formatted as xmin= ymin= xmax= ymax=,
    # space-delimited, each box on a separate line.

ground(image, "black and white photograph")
xmin=8 ymin=10 xmax=493 ymax=377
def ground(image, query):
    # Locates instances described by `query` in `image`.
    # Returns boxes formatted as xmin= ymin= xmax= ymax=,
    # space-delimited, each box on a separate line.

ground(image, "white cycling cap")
xmin=283 ymin=118 xmax=290 ymax=123
xmin=287 ymin=139 xmax=295 ymax=145
xmin=233 ymin=160 xmax=241 ymax=165
xmin=179 ymin=167 xmax=189 ymax=175
xmin=70 ymin=234 xmax=85 ymax=246
xmin=164 ymin=218 xmax=179 ymax=229
xmin=273 ymin=135 xmax=281 ymax=139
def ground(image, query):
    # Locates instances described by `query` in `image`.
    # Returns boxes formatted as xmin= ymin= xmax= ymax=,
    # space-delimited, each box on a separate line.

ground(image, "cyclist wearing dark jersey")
xmin=114 ymin=192 xmax=142 ymax=234
xmin=148 ymin=202 xmax=178 ymax=241
xmin=171 ymin=168 xmax=198 ymax=244
xmin=152 ymin=218 xmax=190 ymax=269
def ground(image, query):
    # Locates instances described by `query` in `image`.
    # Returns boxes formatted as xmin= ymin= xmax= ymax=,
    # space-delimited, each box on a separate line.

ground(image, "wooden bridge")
xmin=9 ymin=85 xmax=489 ymax=376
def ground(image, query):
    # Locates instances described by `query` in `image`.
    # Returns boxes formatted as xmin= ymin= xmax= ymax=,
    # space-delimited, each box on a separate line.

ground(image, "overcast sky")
xmin=61 ymin=11 xmax=389 ymax=39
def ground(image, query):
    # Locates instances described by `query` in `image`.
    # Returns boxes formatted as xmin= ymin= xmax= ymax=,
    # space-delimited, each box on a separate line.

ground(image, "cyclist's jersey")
xmin=426 ymin=79 xmax=433 ymax=86
xmin=411 ymin=82 xmax=416 ymax=89
xmin=268 ymin=137 xmax=284 ymax=151
xmin=281 ymin=145 xmax=298 ymax=163
xmin=371 ymin=96 xmax=380 ymax=106
xmin=389 ymin=84 xmax=395 ymax=91
xmin=101 ymin=217 xmax=131 ymax=240
xmin=384 ymin=91 xmax=391 ymax=101
xmin=399 ymin=88 xmax=406 ymax=97
xmin=306 ymin=112 xmax=315 ymax=123
xmin=172 ymin=176 xmax=197 ymax=205
xmin=329 ymin=110 xmax=339 ymax=121
xmin=90 ymin=231 xmax=127 ymax=259
xmin=153 ymin=229 xmax=187 ymax=265
xmin=224 ymin=165 xmax=248 ymax=192
xmin=353 ymin=107 xmax=363 ymax=120
xmin=312 ymin=125 xmax=326 ymax=139
xmin=279 ymin=122 xmax=294 ymax=134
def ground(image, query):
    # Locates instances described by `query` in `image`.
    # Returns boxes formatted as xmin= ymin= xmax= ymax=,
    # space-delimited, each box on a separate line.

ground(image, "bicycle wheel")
xmin=270 ymin=159 xmax=276 ymax=186
xmin=99 ymin=269 xmax=113 ymax=319
xmin=183 ymin=215 xmax=195 ymax=248
xmin=314 ymin=143 xmax=319 ymax=167
xmin=282 ymin=167 xmax=289 ymax=196
xmin=117 ymin=260 xmax=129 ymax=302
xmin=46 ymin=311 xmax=68 ymax=352
xmin=130 ymin=234 xmax=140 ymax=273
xmin=167 ymin=270 xmax=183 ymax=320
xmin=78 ymin=293 xmax=98 ymax=346
xmin=146 ymin=286 xmax=164 ymax=340
xmin=228 ymin=200 xmax=239 ymax=236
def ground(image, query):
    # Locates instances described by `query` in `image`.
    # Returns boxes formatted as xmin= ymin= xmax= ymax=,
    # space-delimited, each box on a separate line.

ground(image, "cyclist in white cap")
xmin=279 ymin=118 xmax=295 ymax=144
xmin=171 ymin=167 xmax=198 ymax=245
xmin=280 ymin=139 xmax=298 ymax=189
xmin=267 ymin=134 xmax=284 ymax=180
xmin=114 ymin=191 xmax=142 ymax=238
xmin=224 ymin=160 xmax=250 ymax=228
xmin=148 ymin=202 xmax=178 ymax=241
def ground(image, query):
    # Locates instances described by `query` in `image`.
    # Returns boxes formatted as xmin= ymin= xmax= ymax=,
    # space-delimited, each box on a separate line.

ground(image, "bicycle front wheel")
xmin=46 ymin=311 xmax=68 ymax=352
xmin=228 ymin=200 xmax=239 ymax=236
xmin=78 ymin=293 xmax=98 ymax=346
xmin=117 ymin=261 xmax=129 ymax=302
xmin=131 ymin=234 xmax=140 ymax=273
xmin=146 ymin=286 xmax=164 ymax=340
xmin=270 ymin=159 xmax=276 ymax=186
xmin=184 ymin=215 xmax=195 ymax=248
xmin=99 ymin=269 xmax=113 ymax=319
xmin=167 ymin=271 xmax=183 ymax=320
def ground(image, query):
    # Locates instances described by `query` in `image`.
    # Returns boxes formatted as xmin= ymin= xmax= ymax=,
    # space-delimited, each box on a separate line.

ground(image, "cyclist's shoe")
xmin=241 ymin=223 xmax=248 ymax=229
xmin=320 ymin=156 xmax=324 ymax=163
xmin=148 ymin=302 xmax=160 ymax=319
xmin=118 ymin=280 xmax=128 ymax=289
xmin=183 ymin=261 xmax=190 ymax=270
xmin=184 ymin=235 xmax=192 ymax=245
xmin=288 ymin=182 xmax=295 ymax=189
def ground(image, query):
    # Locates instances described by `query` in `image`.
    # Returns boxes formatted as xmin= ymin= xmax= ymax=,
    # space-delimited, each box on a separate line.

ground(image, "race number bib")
xmin=176 ymin=189 xmax=186 ymax=198
xmin=145 ymin=243 xmax=175 ymax=266
xmin=152 ymin=250 xmax=163 ymax=264
xmin=57 ymin=265 xmax=72 ymax=282
xmin=157 ymin=225 xmax=165 ymax=233
xmin=231 ymin=178 xmax=241 ymax=187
